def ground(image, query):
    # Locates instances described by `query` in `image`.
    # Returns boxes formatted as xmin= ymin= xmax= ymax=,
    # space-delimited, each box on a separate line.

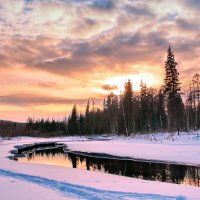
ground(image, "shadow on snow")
xmin=0 ymin=169 xmax=185 ymax=200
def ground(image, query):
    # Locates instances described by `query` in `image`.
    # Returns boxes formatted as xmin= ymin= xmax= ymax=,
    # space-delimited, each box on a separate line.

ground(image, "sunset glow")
xmin=103 ymin=73 xmax=160 ymax=94
xmin=0 ymin=0 xmax=200 ymax=122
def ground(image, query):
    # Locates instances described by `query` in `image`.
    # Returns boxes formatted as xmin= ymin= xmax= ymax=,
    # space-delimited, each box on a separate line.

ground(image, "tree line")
xmin=26 ymin=46 xmax=200 ymax=136
xmin=26 ymin=117 xmax=67 ymax=134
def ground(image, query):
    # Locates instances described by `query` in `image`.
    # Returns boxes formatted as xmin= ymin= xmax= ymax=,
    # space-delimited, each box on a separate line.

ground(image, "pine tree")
xmin=163 ymin=46 xmax=184 ymax=134
xmin=85 ymin=100 xmax=91 ymax=134
xmin=68 ymin=104 xmax=78 ymax=135
xmin=140 ymin=82 xmax=157 ymax=132
xmin=140 ymin=81 xmax=149 ymax=131
xmin=187 ymin=73 xmax=200 ymax=130
xmin=122 ymin=79 xmax=134 ymax=135
xmin=105 ymin=92 xmax=119 ymax=134
xmin=164 ymin=46 xmax=181 ymax=95
xmin=156 ymin=89 xmax=167 ymax=130
xmin=79 ymin=113 xmax=85 ymax=135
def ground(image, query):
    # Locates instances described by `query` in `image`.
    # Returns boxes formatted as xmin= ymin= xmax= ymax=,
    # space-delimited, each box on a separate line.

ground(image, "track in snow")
xmin=0 ymin=169 xmax=185 ymax=200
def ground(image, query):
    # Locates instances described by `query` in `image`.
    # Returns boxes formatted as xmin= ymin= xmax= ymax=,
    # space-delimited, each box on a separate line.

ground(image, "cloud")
xmin=0 ymin=0 xmax=25 ymax=15
xmin=123 ymin=4 xmax=155 ymax=17
xmin=176 ymin=17 xmax=198 ymax=31
xmin=29 ymin=82 xmax=65 ymax=89
xmin=159 ymin=12 xmax=179 ymax=22
xmin=0 ymin=53 xmax=11 ymax=67
xmin=0 ymin=93 xmax=102 ymax=107
xmin=34 ymin=56 xmax=95 ymax=75
xmin=102 ymin=84 xmax=118 ymax=91
xmin=92 ymin=0 xmax=115 ymax=10
xmin=3 ymin=29 xmax=197 ymax=80
xmin=35 ymin=31 xmax=168 ymax=75
xmin=182 ymin=0 xmax=200 ymax=9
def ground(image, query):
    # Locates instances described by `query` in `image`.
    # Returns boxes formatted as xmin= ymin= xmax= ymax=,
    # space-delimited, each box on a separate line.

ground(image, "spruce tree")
xmin=140 ymin=82 xmax=157 ymax=132
xmin=85 ymin=100 xmax=91 ymax=134
xmin=140 ymin=81 xmax=149 ymax=131
xmin=164 ymin=46 xmax=181 ymax=95
xmin=156 ymin=89 xmax=167 ymax=130
xmin=163 ymin=46 xmax=184 ymax=134
xmin=105 ymin=92 xmax=119 ymax=134
xmin=122 ymin=79 xmax=134 ymax=135
xmin=68 ymin=104 xmax=78 ymax=135
xmin=79 ymin=113 xmax=85 ymax=135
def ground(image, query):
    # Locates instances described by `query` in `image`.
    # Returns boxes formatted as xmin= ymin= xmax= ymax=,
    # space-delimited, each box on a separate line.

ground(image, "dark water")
xmin=16 ymin=147 xmax=200 ymax=187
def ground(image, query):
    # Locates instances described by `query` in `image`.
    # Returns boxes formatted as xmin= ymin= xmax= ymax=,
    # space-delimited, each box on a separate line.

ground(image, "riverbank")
xmin=1 ymin=133 xmax=200 ymax=199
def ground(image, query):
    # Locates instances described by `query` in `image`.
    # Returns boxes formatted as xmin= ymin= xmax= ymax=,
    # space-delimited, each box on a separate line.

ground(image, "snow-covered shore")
xmin=1 ymin=132 xmax=200 ymax=199
xmin=66 ymin=133 xmax=200 ymax=166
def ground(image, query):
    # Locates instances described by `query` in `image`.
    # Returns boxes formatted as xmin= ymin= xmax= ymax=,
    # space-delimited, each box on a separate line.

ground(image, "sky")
xmin=0 ymin=0 xmax=200 ymax=122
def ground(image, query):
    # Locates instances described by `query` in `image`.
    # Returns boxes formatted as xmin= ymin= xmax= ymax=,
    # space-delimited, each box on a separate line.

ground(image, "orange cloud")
xmin=101 ymin=84 xmax=118 ymax=91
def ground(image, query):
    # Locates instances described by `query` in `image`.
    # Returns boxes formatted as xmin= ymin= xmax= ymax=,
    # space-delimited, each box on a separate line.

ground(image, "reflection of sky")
xmin=0 ymin=0 xmax=200 ymax=121
xmin=19 ymin=152 xmax=87 ymax=169
xmin=18 ymin=150 xmax=200 ymax=187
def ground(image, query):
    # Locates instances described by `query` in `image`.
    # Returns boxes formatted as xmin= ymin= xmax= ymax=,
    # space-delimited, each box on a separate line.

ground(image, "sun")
xmin=103 ymin=73 xmax=160 ymax=95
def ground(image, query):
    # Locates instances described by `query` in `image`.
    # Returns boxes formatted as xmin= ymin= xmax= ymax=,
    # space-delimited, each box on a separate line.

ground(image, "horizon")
xmin=0 ymin=0 xmax=200 ymax=122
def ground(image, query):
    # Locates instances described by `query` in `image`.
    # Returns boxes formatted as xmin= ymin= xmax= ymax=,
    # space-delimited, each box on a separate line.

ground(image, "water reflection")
xmin=17 ymin=148 xmax=200 ymax=187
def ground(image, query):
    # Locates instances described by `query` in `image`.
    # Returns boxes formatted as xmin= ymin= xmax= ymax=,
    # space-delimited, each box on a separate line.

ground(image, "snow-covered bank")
xmin=67 ymin=141 xmax=200 ymax=166
xmin=0 ymin=133 xmax=200 ymax=199
xmin=65 ymin=132 xmax=200 ymax=166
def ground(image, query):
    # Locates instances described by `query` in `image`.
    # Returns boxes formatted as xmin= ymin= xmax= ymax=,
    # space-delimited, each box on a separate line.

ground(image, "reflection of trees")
xmin=184 ymin=167 xmax=200 ymax=186
xmin=161 ymin=164 xmax=167 ymax=182
xmin=67 ymin=153 xmax=200 ymax=187
xmin=68 ymin=153 xmax=77 ymax=168
xmin=170 ymin=165 xmax=187 ymax=184
xmin=21 ymin=149 xmax=200 ymax=187
xmin=26 ymin=147 xmax=65 ymax=161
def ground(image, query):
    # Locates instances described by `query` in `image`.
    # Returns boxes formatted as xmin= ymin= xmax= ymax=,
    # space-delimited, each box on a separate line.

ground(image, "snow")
xmin=0 ymin=132 xmax=200 ymax=199
xmin=65 ymin=132 xmax=200 ymax=166
xmin=0 ymin=176 xmax=71 ymax=200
